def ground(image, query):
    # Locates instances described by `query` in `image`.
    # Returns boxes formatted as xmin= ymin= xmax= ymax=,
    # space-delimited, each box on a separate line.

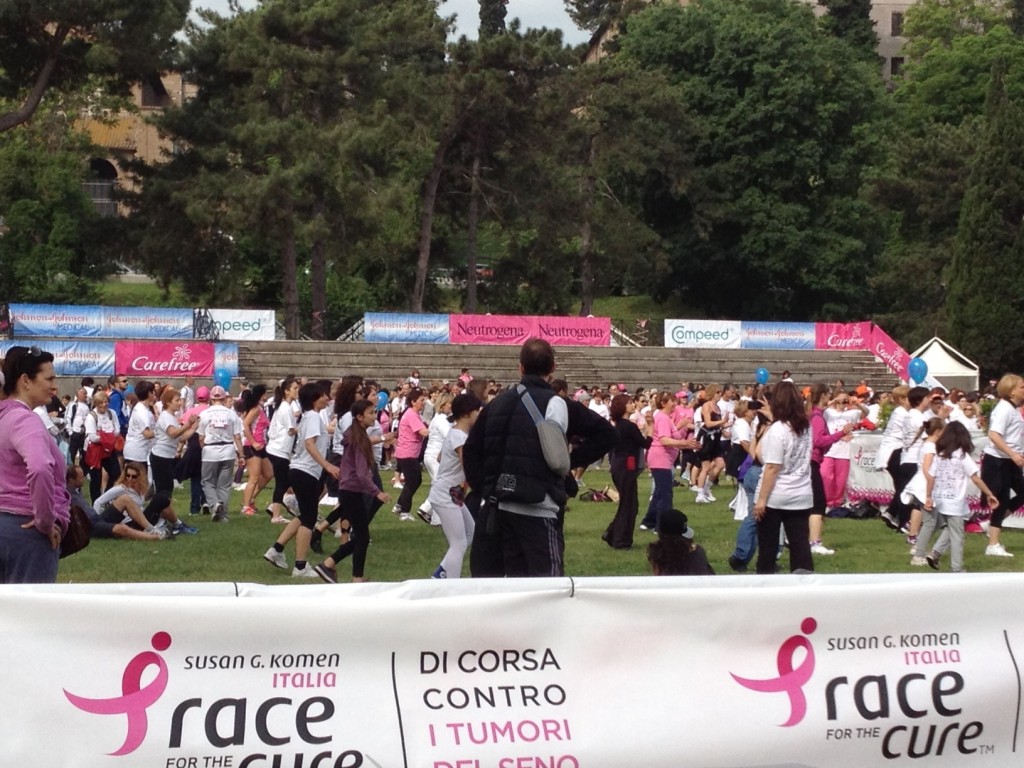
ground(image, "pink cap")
xmin=209 ymin=385 xmax=228 ymax=400
xmin=196 ymin=386 xmax=210 ymax=401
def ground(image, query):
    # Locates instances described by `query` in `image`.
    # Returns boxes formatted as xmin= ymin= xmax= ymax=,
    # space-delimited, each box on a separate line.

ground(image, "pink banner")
xmin=115 ymin=341 xmax=215 ymax=377
xmin=814 ymin=322 xmax=872 ymax=351
xmin=535 ymin=316 xmax=611 ymax=346
xmin=869 ymin=324 xmax=910 ymax=380
xmin=448 ymin=315 xmax=611 ymax=346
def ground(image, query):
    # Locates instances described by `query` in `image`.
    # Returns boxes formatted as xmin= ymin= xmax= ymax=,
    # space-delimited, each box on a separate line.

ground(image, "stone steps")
xmin=236 ymin=341 xmax=899 ymax=392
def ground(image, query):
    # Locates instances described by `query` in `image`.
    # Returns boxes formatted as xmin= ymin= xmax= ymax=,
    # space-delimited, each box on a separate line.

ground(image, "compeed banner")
xmin=5 ymin=576 xmax=1024 ymax=767
xmin=115 ymin=341 xmax=216 ymax=377
xmin=365 ymin=313 xmax=451 ymax=344
xmin=0 ymin=340 xmax=115 ymax=377
xmin=741 ymin=321 xmax=817 ymax=350
xmin=664 ymin=319 xmax=742 ymax=349
xmin=206 ymin=309 xmax=276 ymax=341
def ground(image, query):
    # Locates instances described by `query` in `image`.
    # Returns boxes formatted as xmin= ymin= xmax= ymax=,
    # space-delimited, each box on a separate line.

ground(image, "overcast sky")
xmin=195 ymin=1 xmax=590 ymax=43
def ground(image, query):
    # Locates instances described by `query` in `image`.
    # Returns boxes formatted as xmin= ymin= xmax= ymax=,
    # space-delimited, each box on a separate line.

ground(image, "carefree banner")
xmin=116 ymin=341 xmax=216 ymax=377
xmin=5 ymin=576 xmax=1024 ymax=767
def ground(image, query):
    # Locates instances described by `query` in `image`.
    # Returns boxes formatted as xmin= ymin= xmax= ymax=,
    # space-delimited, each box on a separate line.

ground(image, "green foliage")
xmin=946 ymin=61 xmax=1024 ymax=376
xmin=818 ymin=0 xmax=881 ymax=62
xmin=478 ymin=0 xmax=507 ymax=38
xmin=0 ymin=128 xmax=104 ymax=303
xmin=0 ymin=0 xmax=189 ymax=131
xmin=618 ymin=0 xmax=887 ymax=320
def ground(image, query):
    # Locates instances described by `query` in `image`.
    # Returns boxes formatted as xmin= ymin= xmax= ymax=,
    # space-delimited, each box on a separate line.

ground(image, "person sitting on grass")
xmin=66 ymin=464 xmax=162 ymax=542
xmin=647 ymin=509 xmax=714 ymax=576
xmin=92 ymin=461 xmax=197 ymax=538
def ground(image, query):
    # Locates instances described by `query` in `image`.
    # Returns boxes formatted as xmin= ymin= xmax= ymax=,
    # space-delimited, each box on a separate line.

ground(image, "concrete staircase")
xmin=237 ymin=341 xmax=899 ymax=392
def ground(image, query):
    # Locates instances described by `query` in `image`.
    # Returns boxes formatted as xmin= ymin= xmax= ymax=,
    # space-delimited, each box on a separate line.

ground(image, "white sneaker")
xmin=264 ymin=547 xmax=288 ymax=570
xmin=695 ymin=493 xmax=713 ymax=504
xmin=292 ymin=564 xmax=319 ymax=578
xmin=811 ymin=542 xmax=835 ymax=556
xmin=233 ymin=482 xmax=247 ymax=491
xmin=398 ymin=513 xmax=414 ymax=522
xmin=985 ymin=543 xmax=1014 ymax=557
xmin=910 ymin=556 xmax=928 ymax=566
xmin=703 ymin=489 xmax=717 ymax=502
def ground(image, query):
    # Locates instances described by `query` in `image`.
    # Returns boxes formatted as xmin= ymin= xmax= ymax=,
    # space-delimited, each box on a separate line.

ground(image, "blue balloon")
xmin=755 ymin=367 xmax=770 ymax=386
xmin=213 ymin=368 xmax=232 ymax=390
xmin=908 ymin=357 xmax=928 ymax=385
xmin=124 ymin=384 xmax=135 ymax=395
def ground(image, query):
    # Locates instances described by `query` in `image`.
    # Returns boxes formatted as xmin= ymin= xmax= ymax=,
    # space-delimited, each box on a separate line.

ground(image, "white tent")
xmin=909 ymin=336 xmax=979 ymax=392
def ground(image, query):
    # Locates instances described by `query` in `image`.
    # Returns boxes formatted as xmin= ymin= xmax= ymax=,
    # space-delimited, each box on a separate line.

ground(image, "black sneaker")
xmin=310 ymin=528 xmax=324 ymax=554
xmin=314 ymin=563 xmax=337 ymax=584
xmin=212 ymin=503 xmax=228 ymax=523
xmin=926 ymin=552 xmax=940 ymax=571
xmin=201 ymin=503 xmax=211 ymax=516
xmin=728 ymin=555 xmax=748 ymax=573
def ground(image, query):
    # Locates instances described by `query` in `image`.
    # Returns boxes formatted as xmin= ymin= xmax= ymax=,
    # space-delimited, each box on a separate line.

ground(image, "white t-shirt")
xmin=875 ymin=405 xmax=907 ymax=468
xmin=199 ymin=404 xmax=243 ymax=462
xmin=331 ymin=411 xmax=354 ymax=455
xmin=901 ymin=441 xmax=936 ymax=507
xmin=94 ymin=485 xmax=146 ymax=524
xmin=67 ymin=400 xmax=89 ymax=435
xmin=267 ymin=401 xmax=299 ymax=459
xmin=152 ymin=410 xmax=183 ymax=459
xmin=85 ymin=410 xmax=118 ymax=444
xmin=589 ymin=401 xmax=611 ymax=421
xmin=731 ymin=417 xmax=752 ymax=446
xmin=932 ymin=450 xmax=980 ymax=517
xmin=824 ymin=407 xmax=862 ymax=461
xmin=427 ymin=428 xmax=469 ymax=507
xmin=425 ymin=412 xmax=452 ymax=465
xmin=756 ymin=421 xmax=813 ymax=510
xmin=291 ymin=410 xmax=328 ymax=479
xmin=984 ymin=399 xmax=1024 ymax=459
xmin=123 ymin=403 xmax=155 ymax=462
xmin=901 ymin=408 xmax=928 ymax=465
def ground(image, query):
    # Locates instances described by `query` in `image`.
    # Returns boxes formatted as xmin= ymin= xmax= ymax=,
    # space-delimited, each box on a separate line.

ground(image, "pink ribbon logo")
xmin=731 ymin=618 xmax=816 ymax=727
xmin=64 ymin=632 xmax=171 ymax=756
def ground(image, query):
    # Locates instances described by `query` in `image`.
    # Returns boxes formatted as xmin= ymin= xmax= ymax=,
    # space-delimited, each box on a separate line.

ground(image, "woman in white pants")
xmin=417 ymin=393 xmax=453 ymax=524
xmin=198 ymin=385 xmax=244 ymax=522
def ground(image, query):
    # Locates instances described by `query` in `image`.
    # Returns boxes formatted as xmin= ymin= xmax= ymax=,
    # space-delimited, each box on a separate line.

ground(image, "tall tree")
xmin=818 ymin=0 xmax=880 ymax=62
xmin=946 ymin=60 xmax=1024 ymax=375
xmin=618 ymin=0 xmax=887 ymax=320
xmin=0 ymin=0 xmax=189 ymax=132
xmin=479 ymin=0 xmax=507 ymax=37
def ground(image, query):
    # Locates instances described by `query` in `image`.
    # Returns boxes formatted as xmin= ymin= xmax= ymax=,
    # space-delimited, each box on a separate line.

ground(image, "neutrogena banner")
xmin=0 ymin=340 xmax=115 ymax=377
xmin=206 ymin=309 xmax=276 ymax=341
xmin=664 ymin=319 xmax=742 ymax=348
xmin=115 ymin=341 xmax=216 ymax=377
xmin=449 ymin=315 xmax=611 ymax=346
xmin=741 ymin=321 xmax=817 ymax=350
xmin=365 ymin=313 xmax=451 ymax=344
xmin=5 ymin=576 xmax=1024 ymax=767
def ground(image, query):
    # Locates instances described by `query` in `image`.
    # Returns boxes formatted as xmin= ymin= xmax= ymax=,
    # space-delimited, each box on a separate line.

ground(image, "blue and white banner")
xmin=9 ymin=304 xmax=193 ymax=340
xmin=9 ymin=304 xmax=104 ymax=338
xmin=0 ymin=340 xmax=115 ymax=377
xmin=214 ymin=343 xmax=239 ymax=377
xmin=365 ymin=313 xmax=450 ymax=344
xmin=741 ymin=321 xmax=817 ymax=350
xmin=664 ymin=319 xmax=742 ymax=349
xmin=206 ymin=309 xmax=276 ymax=341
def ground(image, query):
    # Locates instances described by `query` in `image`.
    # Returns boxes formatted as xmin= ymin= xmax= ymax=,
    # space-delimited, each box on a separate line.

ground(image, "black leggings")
xmin=86 ymin=454 xmax=121 ymax=504
xmin=150 ymin=454 xmax=177 ymax=498
xmin=289 ymin=468 xmax=321 ymax=529
xmin=269 ymin=453 xmax=291 ymax=505
xmin=981 ymin=456 xmax=1024 ymax=529
xmin=395 ymin=457 xmax=422 ymax=513
xmin=328 ymin=490 xmax=372 ymax=578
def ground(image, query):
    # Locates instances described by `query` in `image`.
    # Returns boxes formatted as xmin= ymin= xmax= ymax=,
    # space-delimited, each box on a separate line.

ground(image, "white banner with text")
xmin=4 ymin=576 xmax=1024 ymax=767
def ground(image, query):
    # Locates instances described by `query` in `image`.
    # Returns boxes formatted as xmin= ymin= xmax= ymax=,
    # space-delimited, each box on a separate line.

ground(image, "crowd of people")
xmin=0 ymin=339 xmax=1020 ymax=584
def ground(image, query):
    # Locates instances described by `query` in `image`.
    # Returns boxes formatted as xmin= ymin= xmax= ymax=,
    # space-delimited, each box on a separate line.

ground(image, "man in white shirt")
xmin=180 ymin=375 xmax=196 ymax=411
xmin=66 ymin=387 xmax=90 ymax=465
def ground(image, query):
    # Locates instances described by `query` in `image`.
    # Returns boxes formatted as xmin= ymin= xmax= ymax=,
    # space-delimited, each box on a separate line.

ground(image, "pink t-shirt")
xmin=672 ymin=405 xmax=694 ymax=440
xmin=646 ymin=410 xmax=683 ymax=470
xmin=395 ymin=408 xmax=427 ymax=459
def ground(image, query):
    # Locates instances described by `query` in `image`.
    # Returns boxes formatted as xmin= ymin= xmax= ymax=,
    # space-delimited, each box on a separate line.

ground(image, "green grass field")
xmin=58 ymin=469 xmax=1024 ymax=584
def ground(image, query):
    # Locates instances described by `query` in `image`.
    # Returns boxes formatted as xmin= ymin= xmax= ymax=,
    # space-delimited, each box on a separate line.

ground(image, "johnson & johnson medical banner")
xmin=116 ymin=341 xmax=216 ymax=377
xmin=664 ymin=319 xmax=742 ymax=348
xmin=9 ymin=303 xmax=104 ymax=337
xmin=0 ymin=340 xmax=115 ymax=377
xmin=449 ymin=315 xmax=611 ymax=346
xmin=5 ymin=575 xmax=1024 ymax=767
xmin=741 ymin=321 xmax=817 ymax=350
xmin=365 ymin=313 xmax=451 ymax=344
